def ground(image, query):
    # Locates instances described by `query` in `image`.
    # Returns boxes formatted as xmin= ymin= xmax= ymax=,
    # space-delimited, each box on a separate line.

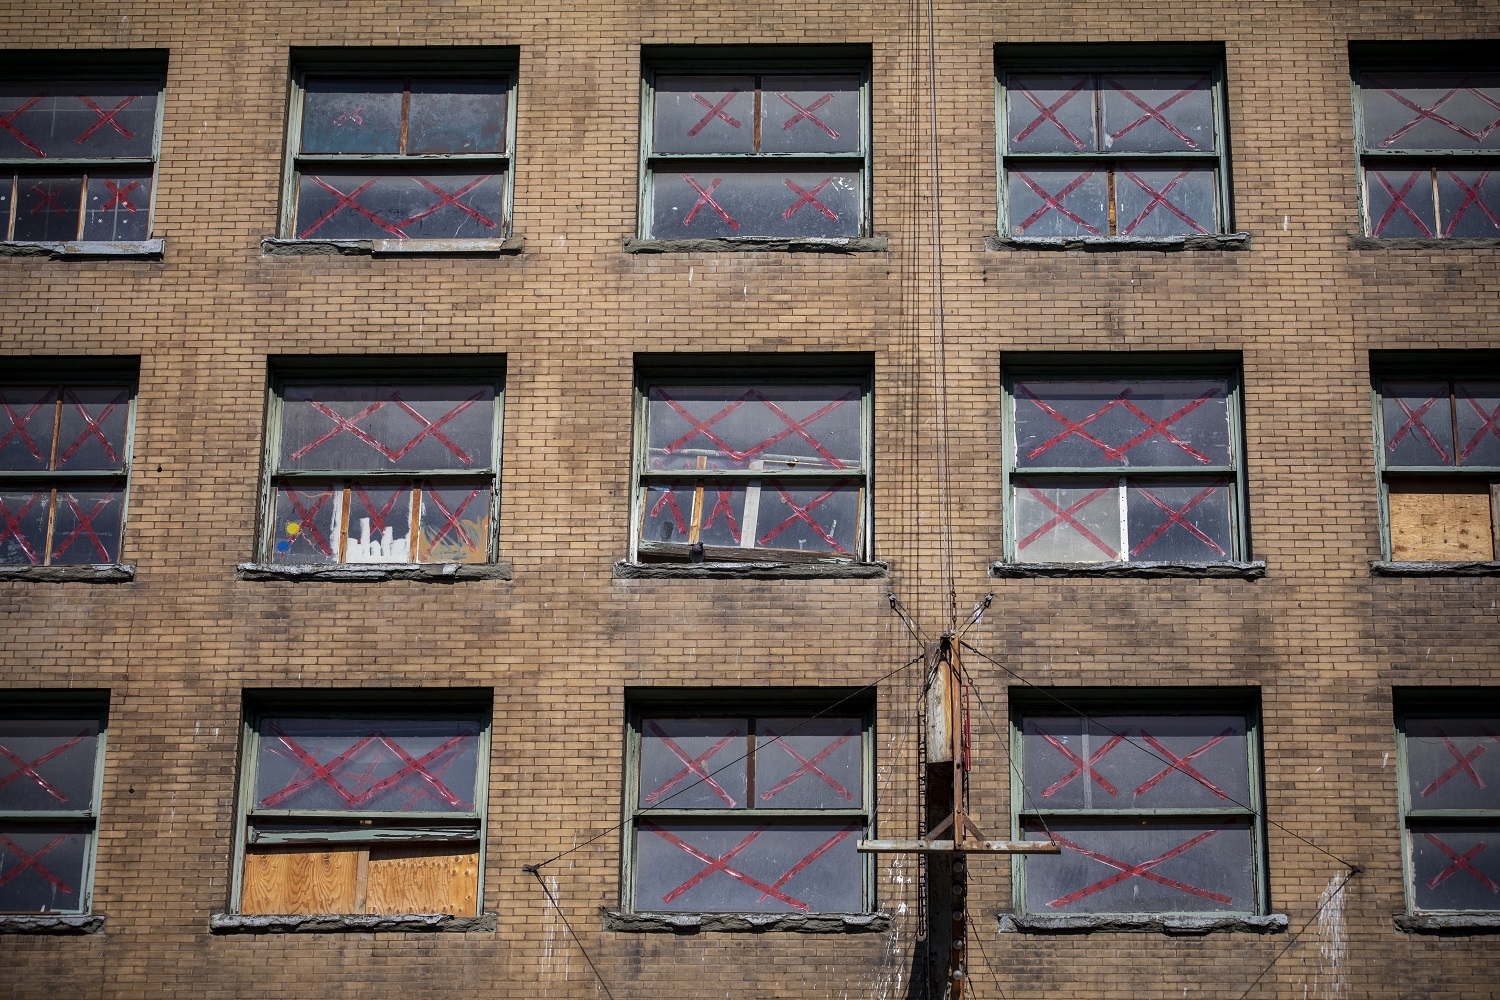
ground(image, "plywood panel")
xmin=241 ymin=847 xmax=361 ymax=914
xmin=365 ymin=844 xmax=479 ymax=916
xmin=1389 ymin=479 xmax=1494 ymax=561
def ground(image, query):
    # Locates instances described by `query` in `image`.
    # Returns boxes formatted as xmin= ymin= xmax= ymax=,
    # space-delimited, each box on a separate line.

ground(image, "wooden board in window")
xmin=1388 ymin=478 xmax=1495 ymax=561
xmin=240 ymin=844 xmax=479 ymax=915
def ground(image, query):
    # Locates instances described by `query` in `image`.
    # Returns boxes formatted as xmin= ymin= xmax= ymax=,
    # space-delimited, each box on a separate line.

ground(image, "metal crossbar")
xmin=0 ymin=833 xmax=73 ymax=895
xmin=757 ymin=727 xmax=855 ymax=802
xmin=1423 ymin=833 xmax=1498 ymax=893
xmin=643 ymin=721 xmax=740 ymax=807
xmin=259 ymin=726 xmax=472 ymax=811
xmin=0 ymin=733 xmax=86 ymax=803
xmin=1046 ymin=828 xmax=1231 ymax=907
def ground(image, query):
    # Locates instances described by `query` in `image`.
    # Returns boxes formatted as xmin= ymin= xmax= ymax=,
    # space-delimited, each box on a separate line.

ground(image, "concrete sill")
xmin=0 ymin=914 xmax=103 ymax=935
xmin=261 ymin=237 xmax=523 ymax=257
xmin=614 ymin=559 xmax=888 ymax=580
xmin=1 ymin=239 xmax=163 ymax=259
xmin=0 ymin=563 xmax=135 ymax=583
xmin=623 ymin=236 xmax=889 ymax=254
xmin=1394 ymin=912 xmax=1500 ymax=934
xmin=602 ymin=910 xmax=889 ymax=933
xmin=998 ymin=912 xmax=1286 ymax=935
xmin=985 ymin=232 xmax=1249 ymax=252
xmin=990 ymin=560 xmax=1265 ymax=580
xmin=1349 ymin=235 xmax=1500 ymax=250
xmin=1371 ymin=560 xmax=1500 ymax=577
xmin=237 ymin=561 xmax=513 ymax=582
xmin=211 ymin=912 xmax=496 ymax=934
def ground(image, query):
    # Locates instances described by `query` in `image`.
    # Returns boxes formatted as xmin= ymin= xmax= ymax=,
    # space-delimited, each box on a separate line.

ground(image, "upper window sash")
xmin=1356 ymin=72 xmax=1500 ymax=156
xmin=0 ymin=77 xmax=164 ymax=165
xmin=1375 ymin=378 xmax=1500 ymax=473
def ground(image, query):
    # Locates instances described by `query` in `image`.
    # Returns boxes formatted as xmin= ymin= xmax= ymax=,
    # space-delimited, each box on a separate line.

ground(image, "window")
xmin=0 ymin=61 xmax=163 ymax=244
xmin=1002 ymin=358 xmax=1246 ymax=564
xmin=1354 ymin=50 xmax=1499 ymax=240
xmin=996 ymin=46 xmax=1231 ymax=240
xmin=0 ymin=696 xmax=107 ymax=914
xmin=1013 ymin=692 xmax=1264 ymax=916
xmin=630 ymin=360 xmax=871 ymax=564
xmin=640 ymin=50 xmax=870 ymax=240
xmin=282 ymin=52 xmax=514 ymax=243
xmin=233 ymin=694 xmax=490 ymax=916
xmin=1373 ymin=362 xmax=1500 ymax=561
xmin=1396 ymin=694 xmax=1500 ymax=914
xmin=261 ymin=369 xmax=503 ymax=566
xmin=0 ymin=371 xmax=136 ymax=567
xmin=624 ymin=694 xmax=871 ymax=914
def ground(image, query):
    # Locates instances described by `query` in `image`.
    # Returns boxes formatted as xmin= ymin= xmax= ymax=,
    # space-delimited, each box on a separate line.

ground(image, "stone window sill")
xmin=1370 ymin=560 xmax=1500 ymax=577
xmin=0 ymin=914 xmax=103 ymax=935
xmin=236 ymin=561 xmax=513 ymax=582
xmin=1349 ymin=235 xmax=1500 ymax=251
xmin=602 ymin=910 xmax=889 ymax=933
xmin=985 ymin=232 xmax=1249 ymax=252
xmin=261 ymin=237 xmax=523 ymax=257
xmin=210 ymin=912 xmax=496 ymax=934
xmin=990 ymin=560 xmax=1265 ymax=580
xmin=613 ymin=559 xmax=888 ymax=580
xmin=998 ymin=912 xmax=1286 ymax=935
xmin=623 ymin=236 xmax=889 ymax=254
xmin=0 ymin=563 xmax=135 ymax=583
xmin=1 ymin=239 xmax=163 ymax=259
xmin=1394 ymin=912 xmax=1500 ymax=934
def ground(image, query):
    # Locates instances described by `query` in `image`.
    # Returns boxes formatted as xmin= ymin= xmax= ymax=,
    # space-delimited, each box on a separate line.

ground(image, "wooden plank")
xmin=1388 ymin=478 xmax=1494 ymax=560
xmin=365 ymin=844 xmax=479 ymax=916
xmin=241 ymin=847 xmax=360 ymax=914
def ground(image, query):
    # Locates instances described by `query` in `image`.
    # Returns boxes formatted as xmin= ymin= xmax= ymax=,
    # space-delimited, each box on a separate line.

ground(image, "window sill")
xmin=985 ymin=232 xmax=1250 ymax=252
xmin=0 ymin=563 xmax=135 ymax=583
xmin=623 ymin=236 xmax=889 ymax=254
xmin=236 ymin=561 xmax=513 ymax=582
xmin=602 ymin=910 xmax=889 ymax=933
xmin=1370 ymin=560 xmax=1500 ymax=577
xmin=210 ymin=912 xmax=497 ymax=934
xmin=990 ymin=560 xmax=1265 ymax=580
xmin=0 ymin=914 xmax=104 ymax=935
xmin=261 ymin=237 xmax=524 ymax=257
xmin=1394 ymin=912 xmax=1500 ymax=934
xmin=0 ymin=239 xmax=164 ymax=259
xmin=1349 ymin=235 xmax=1500 ymax=251
xmin=613 ymin=559 xmax=888 ymax=580
xmin=998 ymin=912 xmax=1286 ymax=935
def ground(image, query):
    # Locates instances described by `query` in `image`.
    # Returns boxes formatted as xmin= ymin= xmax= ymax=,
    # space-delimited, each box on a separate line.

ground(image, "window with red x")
xmin=997 ymin=48 xmax=1232 ymax=241
xmin=0 ymin=697 xmax=107 ymax=915
xmin=0 ymin=375 xmax=135 ymax=567
xmin=1004 ymin=364 xmax=1247 ymax=564
xmin=0 ymin=67 xmax=162 ymax=244
xmin=641 ymin=53 xmax=870 ymax=241
xmin=626 ymin=698 xmax=871 ymax=914
xmin=262 ymin=374 xmax=503 ymax=566
xmin=1397 ymin=697 xmax=1500 ymax=914
xmin=1014 ymin=697 xmax=1265 ymax=915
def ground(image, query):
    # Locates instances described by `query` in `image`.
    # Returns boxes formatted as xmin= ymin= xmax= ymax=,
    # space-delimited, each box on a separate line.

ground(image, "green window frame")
xmin=995 ymin=44 xmax=1233 ymax=240
xmin=0 ymin=693 xmax=108 ymax=915
xmin=1001 ymin=354 xmax=1248 ymax=564
xmin=279 ymin=50 xmax=517 ymax=244
xmin=639 ymin=48 xmax=872 ymax=241
xmin=1010 ymin=689 xmax=1267 ymax=917
xmin=622 ymin=690 xmax=874 ymax=915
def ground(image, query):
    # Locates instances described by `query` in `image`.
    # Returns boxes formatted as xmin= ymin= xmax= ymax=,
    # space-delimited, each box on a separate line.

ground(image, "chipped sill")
xmin=985 ymin=232 xmax=1249 ymax=252
xmin=0 ymin=913 xmax=103 ymax=935
xmin=237 ymin=561 xmax=513 ymax=582
xmin=998 ymin=912 xmax=1286 ymax=935
xmin=261 ymin=237 xmax=523 ymax=257
xmin=990 ymin=560 xmax=1265 ymax=580
xmin=210 ymin=912 xmax=496 ymax=934
xmin=1371 ymin=560 xmax=1500 ymax=577
xmin=1348 ymin=235 xmax=1500 ymax=251
xmin=602 ymin=910 xmax=889 ymax=933
xmin=1394 ymin=912 xmax=1500 ymax=934
xmin=614 ymin=559 xmax=888 ymax=580
xmin=0 ymin=239 xmax=163 ymax=259
xmin=0 ymin=563 xmax=135 ymax=583
xmin=623 ymin=236 xmax=889 ymax=254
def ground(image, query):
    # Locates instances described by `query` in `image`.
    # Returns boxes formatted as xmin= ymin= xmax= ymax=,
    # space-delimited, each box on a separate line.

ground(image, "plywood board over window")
xmin=1387 ymin=479 xmax=1496 ymax=561
xmin=241 ymin=844 xmax=479 ymax=916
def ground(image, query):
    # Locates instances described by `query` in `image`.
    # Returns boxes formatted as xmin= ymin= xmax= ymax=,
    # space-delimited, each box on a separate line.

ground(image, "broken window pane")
xmin=1006 ymin=167 xmax=1108 ymax=237
xmin=651 ymin=76 xmax=756 ymax=154
xmin=0 ymin=717 xmax=101 ymax=811
xmin=1404 ymin=717 xmax=1500 ymax=811
xmin=1126 ymin=479 xmax=1232 ymax=560
xmin=1455 ymin=382 xmax=1500 ymax=466
xmin=1409 ymin=823 xmax=1500 ymax=911
xmin=278 ymin=384 xmax=494 ymax=473
xmin=652 ymin=168 xmax=861 ymax=239
xmin=0 ymin=83 xmax=157 ymax=160
xmin=1014 ymin=479 xmax=1121 ymax=562
xmin=1101 ymin=74 xmax=1214 ymax=152
xmin=12 ymin=175 xmax=82 ymax=242
xmin=271 ymin=484 xmax=338 ymax=564
xmin=0 ymin=386 xmax=57 ymax=470
xmin=417 ymin=482 xmax=491 ymax=563
xmin=343 ymin=483 xmax=414 ymax=563
xmin=754 ymin=482 xmax=860 ymax=555
xmin=0 ymin=488 xmax=49 ymax=565
xmin=1006 ymin=74 xmax=1096 ymax=153
xmin=54 ymin=386 xmax=131 ymax=471
xmin=49 ymin=486 xmax=123 ymax=564
xmin=407 ymin=77 xmax=507 ymax=155
xmin=300 ymin=78 xmax=403 ymax=155
xmin=754 ymin=717 xmax=862 ymax=809
xmin=1382 ymin=380 xmax=1455 ymax=466
xmin=646 ymin=385 xmax=862 ymax=472
xmin=1361 ymin=74 xmax=1500 ymax=152
xmin=759 ymin=76 xmax=861 ymax=154
xmin=1014 ymin=380 xmax=1230 ymax=469
xmin=1439 ymin=169 xmax=1500 ymax=238
xmin=83 ymin=171 xmax=152 ymax=241
xmin=0 ymin=827 xmax=89 ymax=913
xmin=638 ymin=718 xmax=749 ymax=810
xmin=294 ymin=169 xmax=505 ymax=241
xmin=1366 ymin=168 xmax=1437 ymax=238
xmin=1115 ymin=165 xmax=1216 ymax=236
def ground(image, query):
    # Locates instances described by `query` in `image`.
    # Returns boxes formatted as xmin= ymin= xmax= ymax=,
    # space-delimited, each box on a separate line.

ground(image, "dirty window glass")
xmin=1400 ymin=708 xmax=1500 ymax=913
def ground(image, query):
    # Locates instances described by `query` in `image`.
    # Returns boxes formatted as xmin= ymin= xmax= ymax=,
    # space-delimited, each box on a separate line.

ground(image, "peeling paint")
xmin=1303 ymin=875 xmax=1348 ymax=999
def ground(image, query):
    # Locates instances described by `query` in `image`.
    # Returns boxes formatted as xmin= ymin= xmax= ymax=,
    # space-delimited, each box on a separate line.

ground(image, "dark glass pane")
xmin=754 ymin=482 xmax=861 ymax=556
xmin=1115 ymin=165 xmax=1217 ymax=236
xmin=1014 ymin=379 xmax=1231 ymax=469
xmin=646 ymin=384 xmax=863 ymax=472
xmin=1013 ymin=478 xmax=1121 ymax=562
xmin=1361 ymin=73 xmax=1500 ymax=152
xmin=1366 ymin=168 xmax=1436 ymax=238
xmin=0 ymin=489 xmax=49 ymax=565
xmin=652 ymin=76 xmax=756 ymax=154
xmin=1006 ymin=74 xmax=1097 ymax=152
xmin=1023 ymin=819 xmax=1255 ymax=913
xmin=270 ymin=484 xmax=338 ymax=563
xmin=0 ymin=717 xmax=101 ymax=811
xmin=1409 ymin=823 xmax=1500 ymax=911
xmin=759 ymin=75 xmax=861 ymax=154
xmin=295 ymin=169 xmax=504 ymax=241
xmin=0 ymin=386 xmax=57 ymax=470
xmin=343 ymin=483 xmax=415 ymax=562
xmin=754 ymin=717 xmax=862 ymax=809
xmin=12 ymin=175 xmax=82 ymax=241
xmin=697 ymin=482 xmax=748 ymax=548
xmin=639 ymin=481 xmax=744 ymax=548
xmin=634 ymin=819 xmax=861 ymax=912
xmin=83 ymin=171 xmax=152 ymax=240
xmin=279 ymin=384 xmax=495 ymax=473
xmin=1006 ymin=167 xmax=1108 ymax=237
xmin=1092 ymin=715 xmax=1250 ymax=809
xmin=417 ymin=482 xmax=491 ymax=563
xmin=1455 ymin=382 xmax=1500 ymax=466
xmin=1101 ymin=74 xmax=1214 ymax=152
xmin=638 ymin=717 xmax=748 ymax=810
xmin=651 ymin=167 xmax=862 ymax=239
xmin=300 ymin=78 xmax=402 ymax=154
xmin=49 ymin=486 xmax=123 ymax=564
xmin=253 ymin=716 xmax=482 ymax=814
xmin=0 ymin=83 xmax=157 ymax=159
xmin=54 ymin=386 xmax=130 ymax=471
xmin=1405 ymin=717 xmax=1500 ymax=811
xmin=407 ymin=77 xmax=507 ymax=154
xmin=0 ymin=826 xmax=89 ymax=913
xmin=1382 ymin=380 xmax=1454 ymax=466
xmin=1126 ymin=479 xmax=1234 ymax=561
xmin=1439 ymin=169 xmax=1500 ymax=238
xmin=1021 ymin=716 xmax=1091 ymax=810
